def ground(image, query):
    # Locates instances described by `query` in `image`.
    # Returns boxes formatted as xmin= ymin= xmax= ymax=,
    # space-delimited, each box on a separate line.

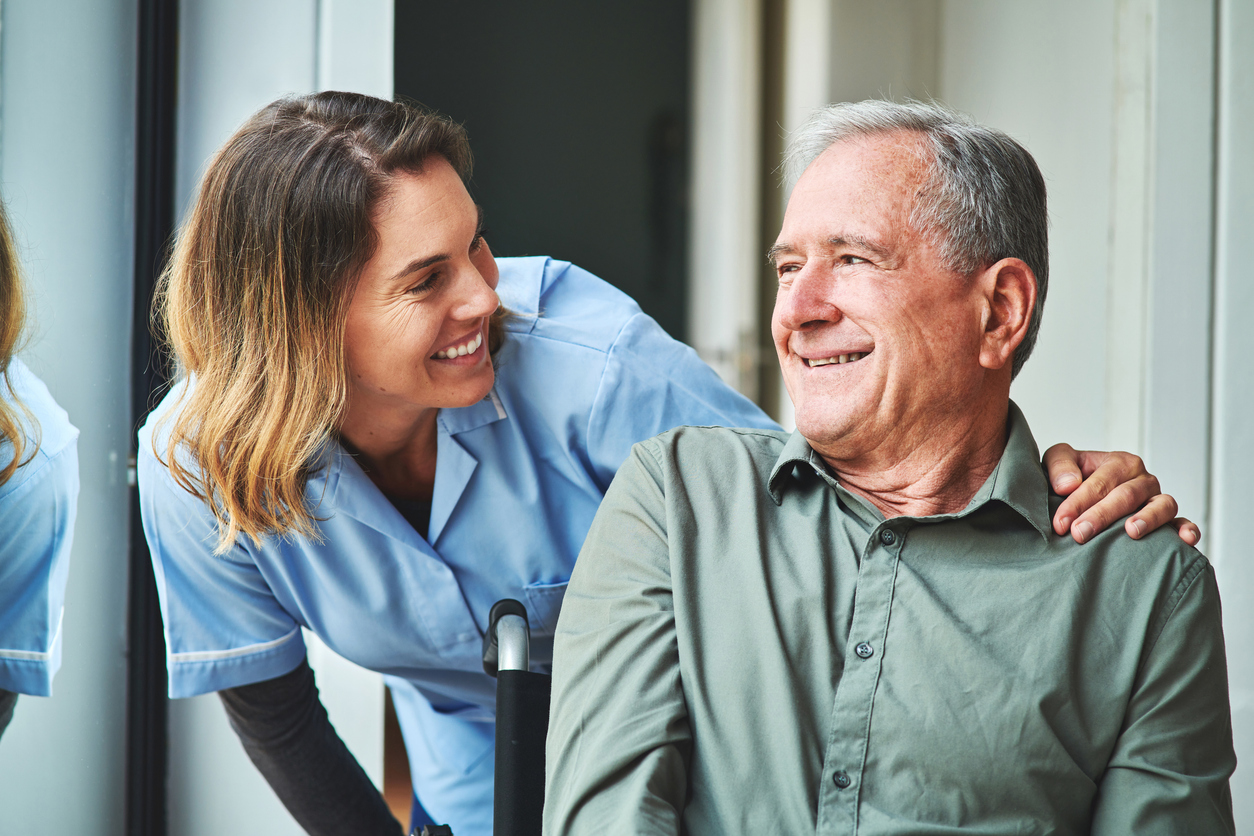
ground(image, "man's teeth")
xmin=806 ymin=352 xmax=868 ymax=367
xmin=434 ymin=332 xmax=483 ymax=360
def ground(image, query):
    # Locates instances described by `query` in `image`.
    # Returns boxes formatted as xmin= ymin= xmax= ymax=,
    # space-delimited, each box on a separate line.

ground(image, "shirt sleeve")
xmin=1090 ymin=555 xmax=1236 ymax=834
xmin=0 ymin=440 xmax=78 ymax=696
xmin=138 ymin=450 xmax=306 ymax=698
xmin=545 ymin=440 xmax=690 ymax=836
xmin=584 ymin=312 xmax=779 ymax=491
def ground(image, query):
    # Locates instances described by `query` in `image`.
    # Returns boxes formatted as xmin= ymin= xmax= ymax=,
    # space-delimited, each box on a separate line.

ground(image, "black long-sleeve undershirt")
xmin=0 ymin=688 xmax=16 ymax=740
xmin=218 ymin=659 xmax=403 ymax=836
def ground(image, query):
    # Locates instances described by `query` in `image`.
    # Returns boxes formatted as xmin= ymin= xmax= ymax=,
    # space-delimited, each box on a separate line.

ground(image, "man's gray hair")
xmin=785 ymin=100 xmax=1048 ymax=379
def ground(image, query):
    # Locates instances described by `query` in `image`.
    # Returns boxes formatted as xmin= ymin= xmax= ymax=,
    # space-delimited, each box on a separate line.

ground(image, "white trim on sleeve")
xmin=0 ymin=647 xmax=52 ymax=662
xmin=169 ymin=625 xmax=302 ymax=664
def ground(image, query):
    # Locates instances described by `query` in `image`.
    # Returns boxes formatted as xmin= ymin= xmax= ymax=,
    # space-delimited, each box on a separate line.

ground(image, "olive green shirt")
xmin=545 ymin=404 xmax=1235 ymax=835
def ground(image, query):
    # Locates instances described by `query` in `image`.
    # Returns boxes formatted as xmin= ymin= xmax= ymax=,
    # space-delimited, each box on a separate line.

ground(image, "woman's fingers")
xmin=1121 ymin=492 xmax=1182 ymax=539
xmin=1152 ymin=515 xmax=1201 ymax=546
xmin=1122 ymin=499 xmax=1200 ymax=545
xmin=1040 ymin=447 xmax=1201 ymax=545
xmin=1042 ymin=443 xmax=1084 ymax=496
xmin=1049 ymin=450 xmax=1159 ymax=541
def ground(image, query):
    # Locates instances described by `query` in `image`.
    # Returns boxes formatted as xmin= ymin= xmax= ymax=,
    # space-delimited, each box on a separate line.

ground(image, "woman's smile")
xmin=432 ymin=325 xmax=486 ymax=361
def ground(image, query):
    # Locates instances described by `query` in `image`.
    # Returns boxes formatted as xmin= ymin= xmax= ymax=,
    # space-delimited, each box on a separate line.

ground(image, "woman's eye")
xmin=469 ymin=235 xmax=485 ymax=254
xmin=408 ymin=272 xmax=439 ymax=295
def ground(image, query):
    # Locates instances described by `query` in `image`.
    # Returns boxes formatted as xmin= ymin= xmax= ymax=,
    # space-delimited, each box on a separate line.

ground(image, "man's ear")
xmin=977 ymin=257 xmax=1036 ymax=372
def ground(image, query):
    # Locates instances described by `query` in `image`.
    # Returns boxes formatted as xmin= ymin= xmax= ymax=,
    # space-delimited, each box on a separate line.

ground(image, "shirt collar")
xmin=306 ymin=385 xmax=509 ymax=535
xmin=766 ymin=400 xmax=1052 ymax=540
xmin=979 ymin=401 xmax=1053 ymax=540
xmin=436 ymin=386 xmax=509 ymax=436
xmin=767 ymin=429 xmax=830 ymax=504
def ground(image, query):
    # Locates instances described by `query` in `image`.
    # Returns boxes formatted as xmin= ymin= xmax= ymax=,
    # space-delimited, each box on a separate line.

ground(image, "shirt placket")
xmin=816 ymin=522 xmax=904 ymax=835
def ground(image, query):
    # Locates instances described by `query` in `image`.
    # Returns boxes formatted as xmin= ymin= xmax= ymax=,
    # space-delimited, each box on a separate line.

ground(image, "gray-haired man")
xmin=544 ymin=101 xmax=1235 ymax=835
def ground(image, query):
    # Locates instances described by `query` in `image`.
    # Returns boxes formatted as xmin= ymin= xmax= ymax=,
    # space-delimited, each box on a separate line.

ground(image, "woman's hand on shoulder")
xmin=1042 ymin=444 xmax=1201 ymax=546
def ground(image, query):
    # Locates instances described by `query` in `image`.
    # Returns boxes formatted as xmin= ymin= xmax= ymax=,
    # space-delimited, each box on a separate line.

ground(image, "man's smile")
xmin=805 ymin=351 xmax=871 ymax=367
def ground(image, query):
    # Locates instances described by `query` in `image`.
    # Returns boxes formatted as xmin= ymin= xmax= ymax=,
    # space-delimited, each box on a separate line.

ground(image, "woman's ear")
xmin=978 ymin=257 xmax=1036 ymax=372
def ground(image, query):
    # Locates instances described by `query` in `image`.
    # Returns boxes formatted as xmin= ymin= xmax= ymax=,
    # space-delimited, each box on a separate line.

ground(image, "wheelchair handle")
xmin=483 ymin=598 xmax=531 ymax=676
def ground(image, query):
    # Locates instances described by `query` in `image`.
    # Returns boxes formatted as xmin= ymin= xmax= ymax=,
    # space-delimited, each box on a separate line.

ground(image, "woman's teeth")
xmin=807 ymin=352 xmax=868 ymax=367
xmin=434 ymin=332 xmax=483 ymax=360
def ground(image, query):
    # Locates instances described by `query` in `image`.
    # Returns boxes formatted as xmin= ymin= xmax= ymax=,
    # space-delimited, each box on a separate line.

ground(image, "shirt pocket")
xmin=523 ymin=579 xmax=569 ymax=634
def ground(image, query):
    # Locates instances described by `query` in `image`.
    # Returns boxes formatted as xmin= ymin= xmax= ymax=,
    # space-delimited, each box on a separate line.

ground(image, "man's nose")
xmin=776 ymin=265 xmax=842 ymax=331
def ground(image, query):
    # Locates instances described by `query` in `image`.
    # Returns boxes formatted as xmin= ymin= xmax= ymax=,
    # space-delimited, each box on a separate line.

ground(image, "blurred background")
xmin=0 ymin=0 xmax=1249 ymax=833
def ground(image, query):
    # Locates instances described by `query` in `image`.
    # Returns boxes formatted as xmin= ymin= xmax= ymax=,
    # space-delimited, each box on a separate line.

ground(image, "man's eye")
xmin=843 ymin=255 xmax=868 ymax=265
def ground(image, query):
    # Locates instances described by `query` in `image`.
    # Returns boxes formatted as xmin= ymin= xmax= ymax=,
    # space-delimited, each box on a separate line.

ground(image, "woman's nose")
xmin=451 ymin=263 xmax=500 ymax=320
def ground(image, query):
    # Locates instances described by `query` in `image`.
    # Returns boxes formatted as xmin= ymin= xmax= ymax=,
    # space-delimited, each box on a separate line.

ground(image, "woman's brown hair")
xmin=0 ymin=198 xmax=34 ymax=487
xmin=156 ymin=91 xmax=506 ymax=552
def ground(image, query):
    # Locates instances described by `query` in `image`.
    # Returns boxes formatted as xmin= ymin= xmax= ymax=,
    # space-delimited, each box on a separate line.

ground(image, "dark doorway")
xmin=394 ymin=1 xmax=692 ymax=340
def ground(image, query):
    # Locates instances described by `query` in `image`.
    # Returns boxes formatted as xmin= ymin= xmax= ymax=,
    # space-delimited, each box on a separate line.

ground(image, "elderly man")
xmin=544 ymin=101 xmax=1235 ymax=835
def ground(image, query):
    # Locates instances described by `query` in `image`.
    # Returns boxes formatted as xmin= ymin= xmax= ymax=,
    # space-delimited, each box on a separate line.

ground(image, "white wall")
xmin=687 ymin=0 xmax=763 ymax=396
xmin=0 ymin=0 xmax=136 ymax=832
xmin=175 ymin=0 xmax=317 ymax=216
xmin=170 ymin=1 xmax=393 ymax=832
xmin=1140 ymin=0 xmax=1216 ymax=543
xmin=828 ymin=0 xmax=938 ymax=104
xmin=1211 ymin=0 xmax=1254 ymax=827
xmin=936 ymin=0 xmax=1121 ymax=457
xmin=316 ymin=0 xmax=394 ymax=96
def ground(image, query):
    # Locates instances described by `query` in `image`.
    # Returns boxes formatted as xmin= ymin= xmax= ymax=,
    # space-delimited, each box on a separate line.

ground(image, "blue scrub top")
xmin=0 ymin=359 xmax=79 ymax=697
xmin=138 ymin=257 xmax=778 ymax=831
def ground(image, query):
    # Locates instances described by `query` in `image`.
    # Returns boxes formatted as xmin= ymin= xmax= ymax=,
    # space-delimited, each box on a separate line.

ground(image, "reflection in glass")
xmin=0 ymin=196 xmax=80 ymax=740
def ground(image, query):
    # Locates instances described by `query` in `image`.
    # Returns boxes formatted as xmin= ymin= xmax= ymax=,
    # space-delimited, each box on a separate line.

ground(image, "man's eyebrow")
xmin=386 ymin=205 xmax=485 ymax=285
xmin=766 ymin=234 xmax=892 ymax=266
xmin=766 ymin=242 xmax=795 ymax=265
xmin=828 ymin=234 xmax=891 ymax=258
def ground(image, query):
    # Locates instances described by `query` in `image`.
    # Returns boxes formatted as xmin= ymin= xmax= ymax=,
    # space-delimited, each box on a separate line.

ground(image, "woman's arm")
xmin=218 ymin=659 xmax=403 ymax=836
xmin=0 ymin=689 xmax=16 ymax=740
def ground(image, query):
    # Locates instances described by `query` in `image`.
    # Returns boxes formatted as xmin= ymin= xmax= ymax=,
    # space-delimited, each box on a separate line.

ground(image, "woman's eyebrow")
xmin=387 ymin=253 xmax=449 ymax=285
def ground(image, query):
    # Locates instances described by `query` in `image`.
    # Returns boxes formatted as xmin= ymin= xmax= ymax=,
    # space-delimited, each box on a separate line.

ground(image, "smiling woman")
xmin=156 ymin=97 xmax=507 ymax=552
xmin=137 ymin=91 xmax=779 ymax=836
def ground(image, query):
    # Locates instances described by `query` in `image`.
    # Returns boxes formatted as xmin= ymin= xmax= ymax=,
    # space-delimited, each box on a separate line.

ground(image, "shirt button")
xmin=833 ymin=770 xmax=852 ymax=789
xmin=880 ymin=529 xmax=896 ymax=545
xmin=855 ymin=642 xmax=874 ymax=659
